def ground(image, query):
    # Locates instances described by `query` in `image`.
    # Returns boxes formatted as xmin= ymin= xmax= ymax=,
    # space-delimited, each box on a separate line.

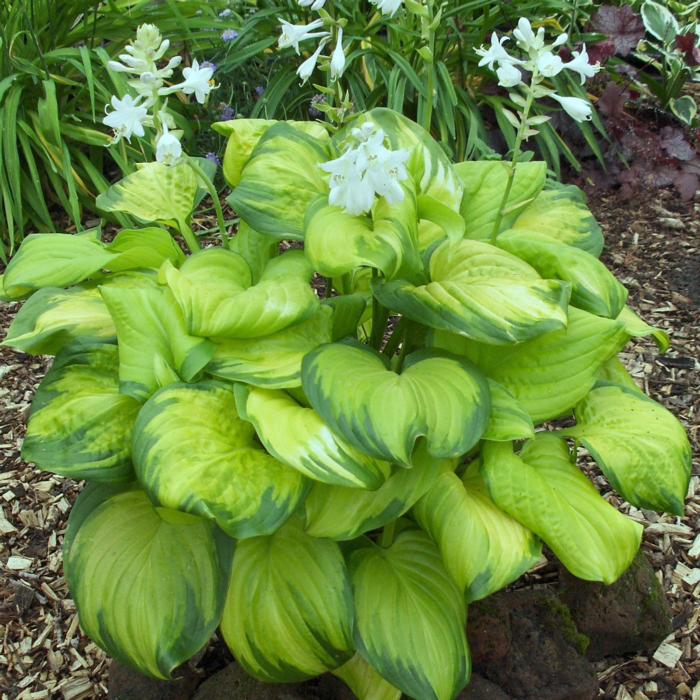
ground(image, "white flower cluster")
xmin=103 ymin=24 xmax=216 ymax=165
xmin=279 ymin=0 xmax=403 ymax=85
xmin=320 ymin=122 xmax=410 ymax=216
xmin=476 ymin=18 xmax=601 ymax=122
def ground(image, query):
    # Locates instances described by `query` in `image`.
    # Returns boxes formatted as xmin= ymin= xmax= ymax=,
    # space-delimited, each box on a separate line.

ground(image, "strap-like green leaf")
xmin=228 ymin=123 xmax=330 ymax=240
xmin=350 ymin=530 xmax=470 ymax=700
xmin=22 ymin=344 xmax=138 ymax=483
xmin=163 ymin=249 xmax=318 ymax=339
xmin=100 ymin=282 xmax=213 ymax=401
xmin=456 ymin=160 xmax=546 ymax=240
xmin=511 ymin=183 xmax=604 ymax=257
xmin=374 ymin=239 xmax=570 ymax=345
xmin=220 ymin=517 xmax=354 ymax=682
xmin=413 ymin=469 xmax=541 ymax=601
xmin=561 ymin=383 xmax=692 ymax=515
xmin=64 ymin=488 xmax=233 ymax=679
xmin=207 ymin=306 xmax=333 ymax=388
xmin=96 ymin=161 xmax=199 ymax=227
xmin=482 ymin=436 xmax=642 ymax=584
xmin=303 ymin=441 xmax=454 ymax=540
xmin=132 ymin=382 xmax=306 ymax=538
xmin=433 ymin=306 xmax=627 ymax=422
xmin=497 ymin=229 xmax=627 ymax=318
xmin=239 ymin=385 xmax=390 ymax=489
xmin=302 ymin=342 xmax=490 ymax=464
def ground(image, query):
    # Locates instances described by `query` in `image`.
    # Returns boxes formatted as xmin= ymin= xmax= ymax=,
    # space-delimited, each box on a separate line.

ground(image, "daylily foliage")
xmin=2 ymin=69 xmax=691 ymax=700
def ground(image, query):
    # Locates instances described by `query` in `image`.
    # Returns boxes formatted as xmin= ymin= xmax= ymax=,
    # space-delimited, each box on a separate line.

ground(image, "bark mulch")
xmin=0 ymin=187 xmax=698 ymax=700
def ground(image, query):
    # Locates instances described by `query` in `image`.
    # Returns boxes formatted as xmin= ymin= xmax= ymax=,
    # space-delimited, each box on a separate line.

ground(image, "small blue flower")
xmin=219 ymin=104 xmax=235 ymax=121
xmin=254 ymin=85 xmax=266 ymax=97
xmin=205 ymin=152 xmax=221 ymax=166
xmin=222 ymin=29 xmax=239 ymax=42
xmin=200 ymin=60 xmax=217 ymax=73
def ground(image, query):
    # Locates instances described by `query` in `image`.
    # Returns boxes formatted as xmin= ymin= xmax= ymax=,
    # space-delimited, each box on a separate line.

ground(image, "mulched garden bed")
xmin=0 ymin=186 xmax=698 ymax=700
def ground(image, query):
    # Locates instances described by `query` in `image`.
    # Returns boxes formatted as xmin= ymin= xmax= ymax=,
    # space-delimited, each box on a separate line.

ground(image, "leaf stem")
xmin=380 ymin=520 xmax=396 ymax=548
xmin=188 ymin=158 xmax=229 ymax=247
xmin=178 ymin=220 xmax=200 ymax=253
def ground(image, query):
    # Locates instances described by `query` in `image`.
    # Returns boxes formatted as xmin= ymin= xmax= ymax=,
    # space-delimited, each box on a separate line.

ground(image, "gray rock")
xmin=557 ymin=550 xmax=673 ymax=660
xmin=458 ymin=673 xmax=512 ymax=699
xmin=468 ymin=589 xmax=597 ymax=700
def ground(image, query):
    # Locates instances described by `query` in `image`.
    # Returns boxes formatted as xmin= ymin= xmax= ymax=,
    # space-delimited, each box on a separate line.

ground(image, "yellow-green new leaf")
xmin=104 ymin=227 xmax=185 ymax=271
xmin=413 ymin=469 xmax=541 ymax=601
xmin=163 ymin=249 xmax=318 ymax=339
xmin=240 ymin=386 xmax=390 ymax=489
xmin=100 ymin=283 xmax=213 ymax=401
xmin=350 ymin=530 xmax=470 ymax=700
xmin=207 ymin=306 xmax=333 ymax=388
xmin=333 ymin=654 xmax=402 ymax=700
xmin=562 ymin=384 xmax=692 ymax=515
xmin=482 ymin=436 xmax=642 ymax=583
xmin=497 ymin=229 xmax=627 ymax=318
xmin=132 ymin=382 xmax=306 ymax=538
xmin=483 ymin=380 xmax=535 ymax=442
xmin=456 ymin=161 xmax=546 ymax=241
xmin=64 ymin=488 xmax=233 ymax=679
xmin=433 ymin=307 xmax=627 ymax=422
xmin=511 ymin=183 xmax=604 ymax=257
xmin=228 ymin=123 xmax=330 ymax=240
xmin=220 ymin=517 xmax=354 ymax=682
xmin=22 ymin=344 xmax=139 ymax=483
xmin=303 ymin=441 xmax=453 ymax=540
xmin=373 ymin=239 xmax=570 ymax=345
xmin=302 ymin=342 xmax=490 ymax=465
xmin=96 ymin=161 xmax=198 ymax=228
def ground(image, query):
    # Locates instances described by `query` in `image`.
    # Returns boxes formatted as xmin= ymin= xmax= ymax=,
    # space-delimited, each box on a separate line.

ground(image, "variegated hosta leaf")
xmin=456 ymin=160 xmax=546 ymax=241
xmin=324 ymin=294 xmax=369 ymax=341
xmin=350 ymin=530 xmax=470 ymax=700
xmin=213 ymin=118 xmax=329 ymax=188
xmin=413 ymin=469 xmax=541 ymax=602
xmin=349 ymin=108 xmax=464 ymax=212
xmin=227 ymin=221 xmax=278 ymax=284
xmin=483 ymin=380 xmax=535 ymax=442
xmin=303 ymin=441 xmax=454 ymax=540
xmin=304 ymin=191 xmax=423 ymax=283
xmin=617 ymin=306 xmax=670 ymax=352
xmin=433 ymin=306 xmax=627 ymax=422
xmin=373 ymin=239 xmax=570 ymax=345
xmin=3 ymin=286 xmax=114 ymax=355
xmin=207 ymin=306 xmax=333 ymax=388
xmin=562 ymin=383 xmax=692 ymax=515
xmin=64 ymin=486 xmax=233 ymax=679
xmin=302 ymin=342 xmax=490 ymax=464
xmin=100 ymin=282 xmax=213 ymax=401
xmin=597 ymin=356 xmax=644 ymax=393
xmin=2 ymin=230 xmax=185 ymax=298
xmin=497 ymin=229 xmax=628 ymax=318
xmin=511 ymin=183 xmax=604 ymax=257
xmin=482 ymin=436 xmax=642 ymax=584
xmin=22 ymin=344 xmax=139 ymax=483
xmin=132 ymin=382 xmax=306 ymax=538
xmin=333 ymin=654 xmax=402 ymax=700
xmin=163 ymin=249 xmax=318 ymax=339
xmin=220 ymin=517 xmax=354 ymax=682
xmin=238 ymin=385 xmax=391 ymax=489
xmin=96 ymin=161 xmax=199 ymax=228
xmin=228 ymin=123 xmax=330 ymax=240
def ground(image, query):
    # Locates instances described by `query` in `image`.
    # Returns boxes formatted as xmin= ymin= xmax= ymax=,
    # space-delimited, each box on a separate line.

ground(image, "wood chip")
xmin=653 ymin=642 xmax=683 ymax=668
xmin=6 ymin=555 xmax=33 ymax=570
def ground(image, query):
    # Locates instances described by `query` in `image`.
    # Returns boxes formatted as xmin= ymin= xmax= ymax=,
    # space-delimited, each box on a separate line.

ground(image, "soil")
xmin=0 ymin=186 xmax=698 ymax=700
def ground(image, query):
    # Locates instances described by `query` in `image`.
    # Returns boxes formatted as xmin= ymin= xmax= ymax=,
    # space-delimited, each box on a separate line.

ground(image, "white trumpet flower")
xmin=369 ymin=0 xmax=403 ymax=16
xmin=298 ymin=0 xmax=327 ymax=9
xmin=330 ymin=28 xmax=346 ymax=80
xmin=297 ymin=42 xmax=327 ymax=84
xmin=564 ymin=45 xmax=601 ymax=85
xmin=102 ymin=94 xmax=148 ymax=143
xmin=174 ymin=59 xmax=216 ymax=103
xmin=278 ymin=19 xmax=329 ymax=54
xmin=496 ymin=63 xmax=523 ymax=87
xmin=476 ymin=32 xmax=518 ymax=71
xmin=551 ymin=94 xmax=593 ymax=122
xmin=155 ymin=124 xmax=183 ymax=165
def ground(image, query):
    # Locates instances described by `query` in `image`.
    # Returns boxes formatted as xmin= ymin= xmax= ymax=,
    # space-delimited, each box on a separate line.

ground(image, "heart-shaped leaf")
xmin=350 ymin=530 xmax=470 ymax=700
xmin=482 ymin=436 xmax=642 ymax=583
xmin=433 ymin=307 xmax=627 ymax=422
xmin=132 ymin=381 xmax=306 ymax=538
xmin=561 ymin=383 xmax=692 ymax=515
xmin=237 ymin=385 xmax=390 ymax=489
xmin=302 ymin=342 xmax=490 ymax=464
xmin=64 ymin=487 xmax=233 ymax=679
xmin=483 ymin=380 xmax=535 ymax=441
xmin=303 ymin=441 xmax=454 ymax=540
xmin=374 ymin=239 xmax=570 ymax=345
xmin=220 ymin=517 xmax=354 ymax=682
xmin=163 ymin=249 xmax=318 ymax=339
xmin=22 ymin=343 xmax=139 ymax=483
xmin=413 ymin=468 xmax=541 ymax=601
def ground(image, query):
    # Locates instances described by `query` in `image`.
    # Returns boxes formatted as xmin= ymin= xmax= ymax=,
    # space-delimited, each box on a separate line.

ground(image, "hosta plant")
xmin=2 ymin=107 xmax=692 ymax=700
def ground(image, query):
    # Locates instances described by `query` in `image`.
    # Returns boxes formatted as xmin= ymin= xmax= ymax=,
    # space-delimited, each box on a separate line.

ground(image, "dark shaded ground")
xmin=0 ymin=186 xmax=698 ymax=699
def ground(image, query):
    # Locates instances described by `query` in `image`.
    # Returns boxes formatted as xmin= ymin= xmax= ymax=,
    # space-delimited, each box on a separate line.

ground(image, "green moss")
xmin=543 ymin=595 xmax=590 ymax=655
